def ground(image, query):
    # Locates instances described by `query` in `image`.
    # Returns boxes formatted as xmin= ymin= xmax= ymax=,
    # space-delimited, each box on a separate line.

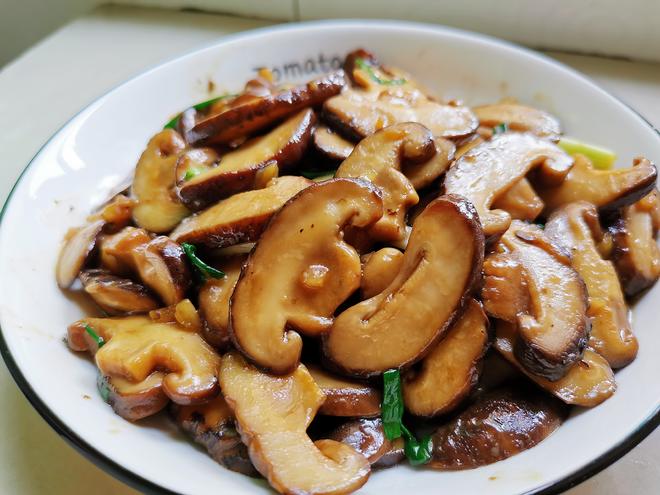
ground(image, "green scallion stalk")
xmin=381 ymin=369 xmax=433 ymax=465
xmin=182 ymin=242 xmax=225 ymax=281
xmin=183 ymin=167 xmax=202 ymax=181
xmin=558 ymin=137 xmax=617 ymax=170
xmin=493 ymin=122 xmax=509 ymax=135
xmin=300 ymin=169 xmax=337 ymax=180
xmin=382 ymin=369 xmax=404 ymax=440
xmin=96 ymin=373 xmax=111 ymax=403
xmin=164 ymin=94 xmax=237 ymax=130
xmin=355 ymin=58 xmax=406 ymax=86
xmin=84 ymin=324 xmax=105 ymax=348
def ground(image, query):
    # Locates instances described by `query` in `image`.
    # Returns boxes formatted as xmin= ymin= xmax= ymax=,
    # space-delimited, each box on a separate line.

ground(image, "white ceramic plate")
xmin=0 ymin=20 xmax=658 ymax=495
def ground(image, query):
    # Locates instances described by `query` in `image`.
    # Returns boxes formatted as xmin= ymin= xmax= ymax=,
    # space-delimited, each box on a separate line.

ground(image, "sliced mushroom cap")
xmin=328 ymin=418 xmax=401 ymax=467
xmin=170 ymin=176 xmax=312 ymax=248
xmin=307 ymin=364 xmax=382 ymax=418
xmin=79 ymin=269 xmax=159 ymax=315
xmin=610 ymin=190 xmax=660 ymax=297
xmin=97 ymin=193 xmax=136 ymax=231
xmin=198 ymin=255 xmax=245 ymax=349
xmin=428 ymin=386 xmax=567 ymax=470
xmin=536 ymin=155 xmax=657 ymax=214
xmin=324 ymin=52 xmax=477 ymax=140
xmin=312 ymin=125 xmax=355 ymax=163
xmin=323 ymin=194 xmax=484 ymax=378
xmin=68 ymin=316 xmax=221 ymax=405
xmin=546 ymin=201 xmax=638 ymax=368
xmin=230 ymin=178 xmax=384 ymax=374
xmin=56 ymin=219 xmax=105 ymax=288
xmin=491 ymin=178 xmax=545 ymax=222
xmin=132 ymin=236 xmax=191 ymax=306
xmin=178 ymin=109 xmax=315 ymax=210
xmin=482 ymin=221 xmax=589 ymax=381
xmin=474 ymin=103 xmax=562 ymax=141
xmin=494 ymin=321 xmax=616 ymax=407
xmin=336 ymin=122 xmax=428 ymax=242
xmin=99 ymin=226 xmax=152 ymax=276
xmin=360 ymin=247 xmax=403 ymax=299
xmin=171 ymin=395 xmax=258 ymax=476
xmin=444 ymin=133 xmax=573 ymax=241
xmin=98 ymin=372 xmax=169 ymax=421
xmin=402 ymin=299 xmax=489 ymax=417
xmin=131 ymin=129 xmax=190 ymax=233
xmin=188 ymin=71 xmax=345 ymax=145
xmin=219 ymin=352 xmax=370 ymax=495
xmin=402 ymin=137 xmax=456 ymax=190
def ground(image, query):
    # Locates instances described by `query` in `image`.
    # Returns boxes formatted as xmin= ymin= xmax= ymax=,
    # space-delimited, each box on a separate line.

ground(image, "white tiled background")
xmin=0 ymin=4 xmax=658 ymax=494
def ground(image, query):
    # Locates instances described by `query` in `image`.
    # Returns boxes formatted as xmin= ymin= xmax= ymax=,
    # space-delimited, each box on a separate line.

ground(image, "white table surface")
xmin=0 ymin=5 xmax=658 ymax=494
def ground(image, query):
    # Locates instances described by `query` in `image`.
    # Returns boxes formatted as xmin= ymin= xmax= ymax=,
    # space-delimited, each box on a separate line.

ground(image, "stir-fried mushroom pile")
xmin=57 ymin=49 xmax=658 ymax=494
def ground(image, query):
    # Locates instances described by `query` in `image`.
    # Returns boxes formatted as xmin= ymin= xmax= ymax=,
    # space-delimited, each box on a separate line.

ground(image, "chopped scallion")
xmin=183 ymin=167 xmax=202 ymax=181
xmin=355 ymin=58 xmax=406 ymax=86
xmin=493 ymin=122 xmax=509 ymax=135
xmin=381 ymin=369 xmax=432 ymax=465
xmin=300 ymin=169 xmax=337 ymax=180
xmin=164 ymin=93 xmax=237 ymax=130
xmin=382 ymin=369 xmax=404 ymax=440
xmin=182 ymin=242 xmax=225 ymax=281
xmin=96 ymin=373 xmax=111 ymax=403
xmin=558 ymin=137 xmax=617 ymax=170
xmin=84 ymin=324 xmax=105 ymax=348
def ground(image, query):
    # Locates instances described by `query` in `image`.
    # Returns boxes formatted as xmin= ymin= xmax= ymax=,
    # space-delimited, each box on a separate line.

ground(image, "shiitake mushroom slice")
xmin=188 ymin=71 xmax=345 ymax=146
xmin=481 ymin=221 xmax=589 ymax=381
xmin=402 ymin=299 xmax=489 ymax=417
xmin=131 ymin=129 xmax=190 ymax=233
xmin=68 ymin=316 xmax=221 ymax=405
xmin=170 ymin=176 xmax=312 ymax=248
xmin=546 ymin=201 xmax=638 ymax=368
xmin=79 ymin=269 xmax=159 ymax=315
xmin=491 ymin=178 xmax=545 ymax=222
xmin=474 ymin=103 xmax=561 ymax=141
xmin=171 ymin=396 xmax=258 ymax=476
xmin=444 ymin=132 xmax=573 ymax=242
xmin=323 ymin=195 xmax=484 ymax=378
xmin=609 ymin=189 xmax=660 ymax=297
xmin=307 ymin=364 xmax=381 ymax=418
xmin=494 ymin=321 xmax=616 ymax=407
xmin=312 ymin=125 xmax=355 ymax=163
xmin=360 ymin=247 xmax=403 ymax=299
xmin=428 ymin=385 xmax=568 ymax=470
xmin=230 ymin=178 xmax=383 ymax=374
xmin=328 ymin=418 xmax=404 ymax=468
xmin=56 ymin=219 xmax=105 ymax=288
xmin=323 ymin=49 xmax=477 ymax=141
xmin=198 ymin=255 xmax=246 ymax=349
xmin=536 ymin=155 xmax=657 ymax=214
xmin=178 ymin=109 xmax=315 ymax=210
xmin=219 ymin=352 xmax=370 ymax=495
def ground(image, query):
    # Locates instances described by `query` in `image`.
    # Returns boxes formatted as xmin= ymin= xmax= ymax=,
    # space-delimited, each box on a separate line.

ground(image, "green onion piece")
xmin=382 ymin=369 xmax=404 ymax=440
xmin=183 ymin=167 xmax=202 ymax=181
xmin=493 ymin=122 xmax=509 ymax=135
xmin=558 ymin=137 xmax=617 ymax=170
xmin=96 ymin=373 xmax=111 ymax=403
xmin=182 ymin=242 xmax=225 ymax=281
xmin=163 ymin=93 xmax=237 ymax=130
xmin=84 ymin=324 xmax=105 ymax=348
xmin=401 ymin=425 xmax=433 ymax=466
xmin=381 ymin=370 xmax=433 ymax=465
xmin=300 ymin=169 xmax=337 ymax=180
xmin=355 ymin=58 xmax=406 ymax=86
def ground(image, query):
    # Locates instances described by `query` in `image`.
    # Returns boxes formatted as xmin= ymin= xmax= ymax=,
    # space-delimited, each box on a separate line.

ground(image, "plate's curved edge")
xmin=0 ymin=332 xmax=176 ymax=495
xmin=0 ymin=18 xmax=658 ymax=495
